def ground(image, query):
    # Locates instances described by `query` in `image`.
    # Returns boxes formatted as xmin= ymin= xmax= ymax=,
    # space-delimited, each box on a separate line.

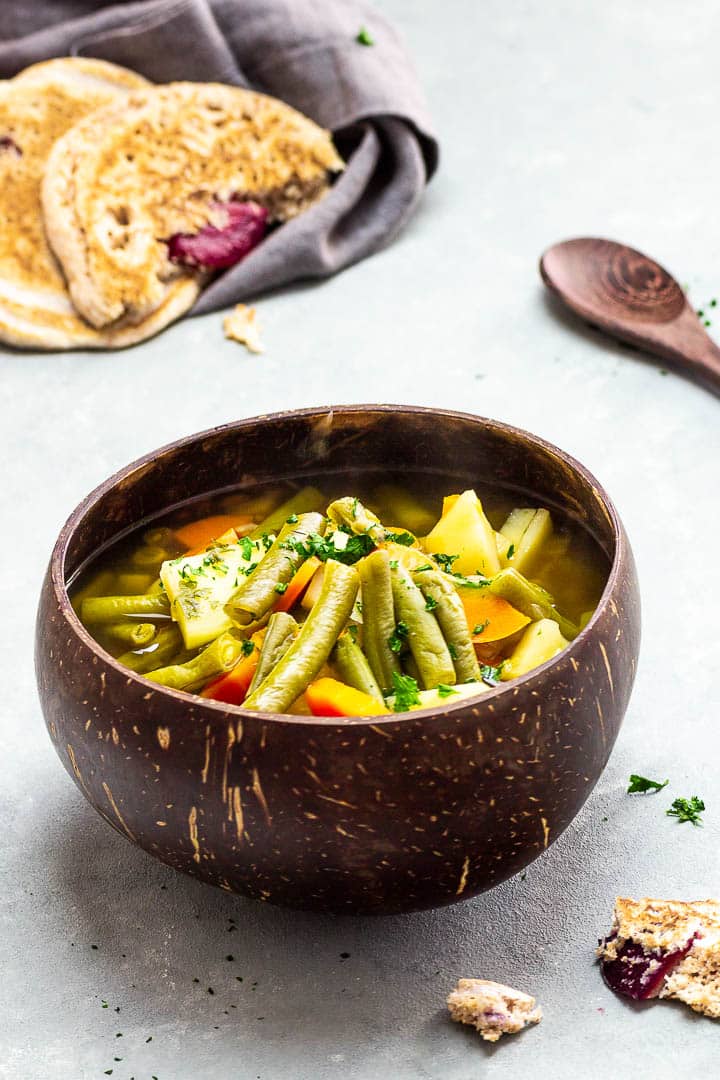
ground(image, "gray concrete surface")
xmin=3 ymin=1 xmax=720 ymax=1077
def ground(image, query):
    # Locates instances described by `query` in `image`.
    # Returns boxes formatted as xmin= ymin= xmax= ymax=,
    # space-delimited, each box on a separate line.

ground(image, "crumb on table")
xmin=223 ymin=304 xmax=263 ymax=353
xmin=447 ymin=978 xmax=542 ymax=1042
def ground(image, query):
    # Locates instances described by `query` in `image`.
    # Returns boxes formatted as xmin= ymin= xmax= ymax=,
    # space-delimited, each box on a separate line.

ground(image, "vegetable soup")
xmin=71 ymin=474 xmax=608 ymax=716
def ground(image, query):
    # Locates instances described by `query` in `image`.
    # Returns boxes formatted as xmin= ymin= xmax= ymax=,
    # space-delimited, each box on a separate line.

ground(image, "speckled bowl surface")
xmin=36 ymin=406 xmax=640 ymax=914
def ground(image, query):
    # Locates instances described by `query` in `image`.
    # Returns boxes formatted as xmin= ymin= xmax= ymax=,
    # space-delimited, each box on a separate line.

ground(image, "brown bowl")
xmin=35 ymin=406 xmax=640 ymax=915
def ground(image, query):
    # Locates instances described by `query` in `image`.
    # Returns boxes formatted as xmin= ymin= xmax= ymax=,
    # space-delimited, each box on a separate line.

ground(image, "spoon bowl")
xmin=540 ymin=237 xmax=720 ymax=395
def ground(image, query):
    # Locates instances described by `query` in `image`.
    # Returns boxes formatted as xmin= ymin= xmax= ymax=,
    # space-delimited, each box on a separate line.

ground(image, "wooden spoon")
xmin=540 ymin=237 xmax=720 ymax=396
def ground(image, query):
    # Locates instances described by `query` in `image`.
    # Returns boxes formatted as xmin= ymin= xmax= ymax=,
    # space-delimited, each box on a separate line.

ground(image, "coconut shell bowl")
xmin=35 ymin=406 xmax=640 ymax=915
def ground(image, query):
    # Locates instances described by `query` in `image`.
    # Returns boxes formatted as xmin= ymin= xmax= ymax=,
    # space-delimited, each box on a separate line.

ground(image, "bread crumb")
xmin=447 ymin=978 xmax=542 ymax=1042
xmin=223 ymin=304 xmax=263 ymax=353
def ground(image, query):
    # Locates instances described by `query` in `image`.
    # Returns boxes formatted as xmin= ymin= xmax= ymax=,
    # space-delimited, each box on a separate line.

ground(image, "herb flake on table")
xmin=667 ymin=795 xmax=705 ymax=826
xmin=356 ymin=26 xmax=374 ymax=45
xmin=627 ymin=773 xmax=669 ymax=794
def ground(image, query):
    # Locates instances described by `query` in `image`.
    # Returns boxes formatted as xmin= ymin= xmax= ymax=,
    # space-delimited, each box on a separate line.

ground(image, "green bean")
xmin=227 ymin=513 xmax=325 ymax=626
xmin=389 ymin=563 xmax=455 ymax=690
xmin=243 ymin=559 xmax=359 ymax=713
xmin=105 ymin=622 xmax=157 ymax=648
xmin=115 ymin=571 xmax=155 ymax=595
xmin=358 ymin=549 xmax=402 ymax=692
xmin=403 ymin=654 xmax=421 ymax=684
xmin=146 ymin=632 xmax=246 ymax=692
xmin=130 ymin=545 xmax=168 ymax=570
xmin=81 ymin=593 xmax=170 ymax=624
xmin=246 ymin=612 xmax=298 ymax=695
xmin=118 ymin=624 xmax=187 ymax=673
xmin=249 ymin=486 xmax=325 ymax=539
xmin=326 ymin=496 xmax=385 ymax=543
xmin=487 ymin=568 xmax=578 ymax=640
xmin=332 ymin=633 xmax=383 ymax=702
xmin=70 ymin=569 xmax=115 ymax=613
xmin=412 ymin=569 xmax=480 ymax=683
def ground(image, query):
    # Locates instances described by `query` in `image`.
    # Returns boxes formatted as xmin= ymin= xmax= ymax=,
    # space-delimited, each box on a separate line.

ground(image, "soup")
xmin=71 ymin=473 xmax=607 ymax=716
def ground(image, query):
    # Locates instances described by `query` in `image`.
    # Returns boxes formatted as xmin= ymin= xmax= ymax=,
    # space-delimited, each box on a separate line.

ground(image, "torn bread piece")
xmin=598 ymin=897 xmax=720 ymax=1018
xmin=447 ymin=978 xmax=542 ymax=1042
xmin=223 ymin=304 xmax=263 ymax=353
xmin=43 ymin=82 xmax=343 ymax=329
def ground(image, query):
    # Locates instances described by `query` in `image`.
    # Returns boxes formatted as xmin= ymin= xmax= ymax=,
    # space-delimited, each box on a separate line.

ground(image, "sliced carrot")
xmin=305 ymin=677 xmax=389 ymax=718
xmin=459 ymin=590 xmax=531 ymax=644
xmin=176 ymin=514 xmax=253 ymax=554
xmin=200 ymin=629 xmax=266 ymax=704
xmin=273 ymin=556 xmax=321 ymax=613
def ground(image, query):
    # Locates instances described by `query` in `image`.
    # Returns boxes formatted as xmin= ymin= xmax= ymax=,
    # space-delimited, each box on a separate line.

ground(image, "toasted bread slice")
xmin=42 ymin=82 xmax=344 ymax=329
xmin=0 ymin=57 xmax=201 ymax=350
xmin=599 ymin=897 xmax=720 ymax=1018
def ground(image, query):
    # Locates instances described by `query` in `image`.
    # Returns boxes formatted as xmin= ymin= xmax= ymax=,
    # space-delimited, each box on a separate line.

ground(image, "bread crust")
xmin=42 ymin=82 xmax=343 ymax=328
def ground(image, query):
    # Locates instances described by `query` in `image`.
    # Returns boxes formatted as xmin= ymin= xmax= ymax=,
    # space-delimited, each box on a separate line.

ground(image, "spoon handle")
xmin=604 ymin=304 xmax=720 ymax=397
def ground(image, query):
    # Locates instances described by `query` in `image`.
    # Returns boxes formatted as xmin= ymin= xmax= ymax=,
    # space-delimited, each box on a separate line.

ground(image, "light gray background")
xmin=2 ymin=1 xmax=720 ymax=1077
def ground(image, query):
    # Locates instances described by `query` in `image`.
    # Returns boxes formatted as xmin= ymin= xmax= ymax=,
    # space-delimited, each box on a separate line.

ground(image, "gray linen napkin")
xmin=0 ymin=0 xmax=437 ymax=314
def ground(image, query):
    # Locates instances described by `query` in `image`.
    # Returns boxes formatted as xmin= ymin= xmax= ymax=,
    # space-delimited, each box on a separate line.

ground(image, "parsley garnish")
xmin=506 ymin=543 xmax=515 ymax=560
xmin=479 ymin=663 xmax=503 ymax=686
xmin=448 ymin=642 xmax=458 ymax=660
xmin=667 ymin=795 xmax=705 ymax=825
xmin=389 ymin=531 xmax=415 ymax=547
xmin=473 ymin=620 xmax=489 ymax=635
xmin=388 ymin=621 xmax=410 ymax=653
xmin=627 ymin=774 xmax=669 ymax=794
xmin=290 ymin=531 xmax=375 ymax=566
xmin=389 ymin=559 xmax=399 ymax=569
xmin=274 ymin=582 xmax=288 ymax=595
xmin=414 ymin=563 xmax=433 ymax=572
xmin=240 ymin=639 xmax=255 ymax=657
xmin=436 ymin=683 xmax=458 ymax=698
xmin=351 ymin=497 xmax=359 ymax=518
xmin=286 ymin=514 xmax=298 ymax=524
xmin=391 ymin=671 xmax=420 ymax=711
xmin=425 ymin=595 xmax=438 ymax=611
xmin=240 ymin=536 xmax=254 ymax=561
xmin=356 ymin=26 xmax=374 ymax=45
xmin=433 ymin=553 xmax=459 ymax=572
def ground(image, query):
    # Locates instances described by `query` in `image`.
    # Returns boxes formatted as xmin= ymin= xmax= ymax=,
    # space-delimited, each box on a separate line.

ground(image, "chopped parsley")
xmin=414 ymin=563 xmax=433 ymax=573
xmin=389 ymin=530 xmax=415 ymax=547
xmin=356 ymin=26 xmax=374 ymax=45
xmin=448 ymin=642 xmax=458 ymax=660
xmin=240 ymin=536 xmax=254 ymax=561
xmin=436 ymin=684 xmax=458 ymax=698
xmin=473 ymin=620 xmax=490 ymax=635
xmin=240 ymin=639 xmax=255 ymax=657
xmin=289 ymin=531 xmax=375 ymax=566
xmin=667 ymin=795 xmax=705 ymax=826
xmin=285 ymin=514 xmax=299 ymax=524
xmin=433 ymin=553 xmax=459 ymax=573
xmin=425 ymin=595 xmax=438 ymax=611
xmin=479 ymin=663 xmax=503 ymax=686
xmin=627 ymin=773 xmax=669 ymax=794
xmin=274 ymin=582 xmax=288 ymax=595
xmin=389 ymin=559 xmax=399 ymax=570
xmin=388 ymin=620 xmax=410 ymax=653
xmin=351 ymin=497 xmax=359 ymax=518
xmin=506 ymin=543 xmax=515 ymax=560
xmin=391 ymin=671 xmax=420 ymax=711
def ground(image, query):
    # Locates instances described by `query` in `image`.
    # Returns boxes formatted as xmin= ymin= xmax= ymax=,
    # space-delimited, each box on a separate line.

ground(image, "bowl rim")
xmin=48 ymin=404 xmax=629 ymax=727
